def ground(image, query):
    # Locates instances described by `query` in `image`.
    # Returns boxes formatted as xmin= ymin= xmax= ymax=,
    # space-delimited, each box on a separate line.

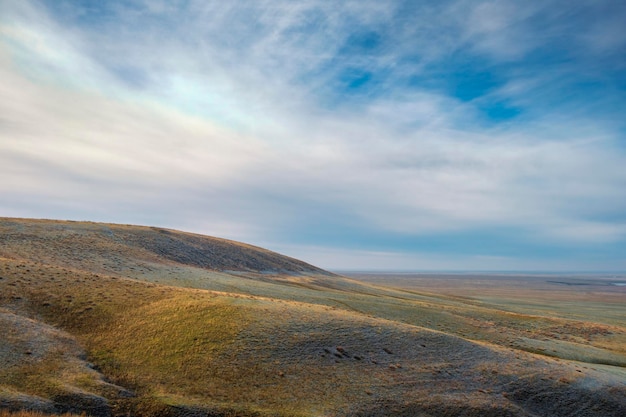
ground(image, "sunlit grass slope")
xmin=4 ymin=257 xmax=624 ymax=416
xmin=2 ymin=218 xmax=624 ymax=368
xmin=1 ymin=217 xmax=625 ymax=416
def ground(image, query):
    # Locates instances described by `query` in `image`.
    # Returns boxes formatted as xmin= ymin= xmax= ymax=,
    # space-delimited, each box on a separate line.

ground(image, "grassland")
xmin=1 ymin=218 xmax=625 ymax=416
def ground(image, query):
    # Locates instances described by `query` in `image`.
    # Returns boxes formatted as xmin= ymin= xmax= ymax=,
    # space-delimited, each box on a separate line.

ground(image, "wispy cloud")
xmin=1 ymin=0 xmax=625 ymax=270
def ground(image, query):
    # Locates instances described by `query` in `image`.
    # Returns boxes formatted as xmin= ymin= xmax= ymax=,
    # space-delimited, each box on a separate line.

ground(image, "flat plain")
xmin=345 ymin=272 xmax=626 ymax=364
xmin=354 ymin=272 xmax=626 ymax=324
xmin=1 ymin=218 xmax=625 ymax=417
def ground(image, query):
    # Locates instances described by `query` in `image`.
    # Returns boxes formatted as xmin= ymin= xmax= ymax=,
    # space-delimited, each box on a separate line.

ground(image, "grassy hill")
xmin=1 ymin=218 xmax=625 ymax=416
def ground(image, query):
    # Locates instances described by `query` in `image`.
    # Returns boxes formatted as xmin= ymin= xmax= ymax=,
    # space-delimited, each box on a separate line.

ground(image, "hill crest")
xmin=0 ymin=217 xmax=331 ymax=277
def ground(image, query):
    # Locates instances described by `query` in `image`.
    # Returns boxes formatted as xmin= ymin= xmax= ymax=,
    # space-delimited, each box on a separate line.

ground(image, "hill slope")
xmin=1 ymin=217 xmax=625 ymax=417
xmin=0 ymin=218 xmax=330 ymax=276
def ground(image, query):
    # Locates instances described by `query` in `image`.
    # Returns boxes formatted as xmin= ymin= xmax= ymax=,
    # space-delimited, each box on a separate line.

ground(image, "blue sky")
xmin=1 ymin=0 xmax=625 ymax=271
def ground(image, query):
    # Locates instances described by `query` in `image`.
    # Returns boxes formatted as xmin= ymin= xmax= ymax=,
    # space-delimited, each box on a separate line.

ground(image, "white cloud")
xmin=1 ymin=0 xmax=625 ymax=269
xmin=460 ymin=0 xmax=545 ymax=60
xmin=0 ymin=45 xmax=266 ymax=189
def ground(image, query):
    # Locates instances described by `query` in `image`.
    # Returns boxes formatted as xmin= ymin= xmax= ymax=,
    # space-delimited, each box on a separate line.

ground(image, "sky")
xmin=1 ymin=0 xmax=625 ymax=271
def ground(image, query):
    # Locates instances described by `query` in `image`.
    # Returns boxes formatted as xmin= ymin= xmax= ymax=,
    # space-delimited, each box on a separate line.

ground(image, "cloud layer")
xmin=1 ymin=0 xmax=625 ymax=270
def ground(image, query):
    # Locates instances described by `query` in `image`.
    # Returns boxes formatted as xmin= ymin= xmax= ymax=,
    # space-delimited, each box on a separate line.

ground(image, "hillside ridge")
xmin=1 ymin=217 xmax=625 ymax=417
xmin=0 ymin=217 xmax=331 ymax=276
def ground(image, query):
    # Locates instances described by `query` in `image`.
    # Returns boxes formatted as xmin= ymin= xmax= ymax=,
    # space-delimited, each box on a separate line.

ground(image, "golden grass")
xmin=0 ymin=412 xmax=84 ymax=417
xmin=0 ymin=259 xmax=308 ymax=415
xmin=1 ymin=218 xmax=625 ymax=416
xmin=88 ymin=294 xmax=252 ymax=396
xmin=3 ymin=217 xmax=624 ymax=368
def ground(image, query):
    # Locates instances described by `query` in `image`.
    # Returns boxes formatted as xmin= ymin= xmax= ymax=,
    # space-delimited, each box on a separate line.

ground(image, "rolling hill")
xmin=1 ymin=217 xmax=625 ymax=417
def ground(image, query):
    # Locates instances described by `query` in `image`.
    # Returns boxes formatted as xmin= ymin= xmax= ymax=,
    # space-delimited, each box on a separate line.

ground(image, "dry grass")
xmin=3 ymin=218 xmax=624 ymax=367
xmin=0 ymin=258 xmax=308 ymax=415
xmin=0 ymin=411 xmax=84 ymax=417
xmin=1 ymin=217 xmax=626 ymax=416
xmin=87 ymin=295 xmax=252 ymax=396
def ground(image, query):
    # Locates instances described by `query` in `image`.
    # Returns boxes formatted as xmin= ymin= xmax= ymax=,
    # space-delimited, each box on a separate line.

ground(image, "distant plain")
xmin=345 ymin=272 xmax=626 ymax=326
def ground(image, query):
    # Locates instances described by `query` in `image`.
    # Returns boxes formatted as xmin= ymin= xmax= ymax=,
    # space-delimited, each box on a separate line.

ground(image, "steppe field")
xmin=1 ymin=218 xmax=625 ymax=417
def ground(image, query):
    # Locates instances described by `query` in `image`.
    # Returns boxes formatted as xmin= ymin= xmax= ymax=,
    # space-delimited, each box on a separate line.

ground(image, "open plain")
xmin=1 ymin=218 xmax=625 ymax=416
